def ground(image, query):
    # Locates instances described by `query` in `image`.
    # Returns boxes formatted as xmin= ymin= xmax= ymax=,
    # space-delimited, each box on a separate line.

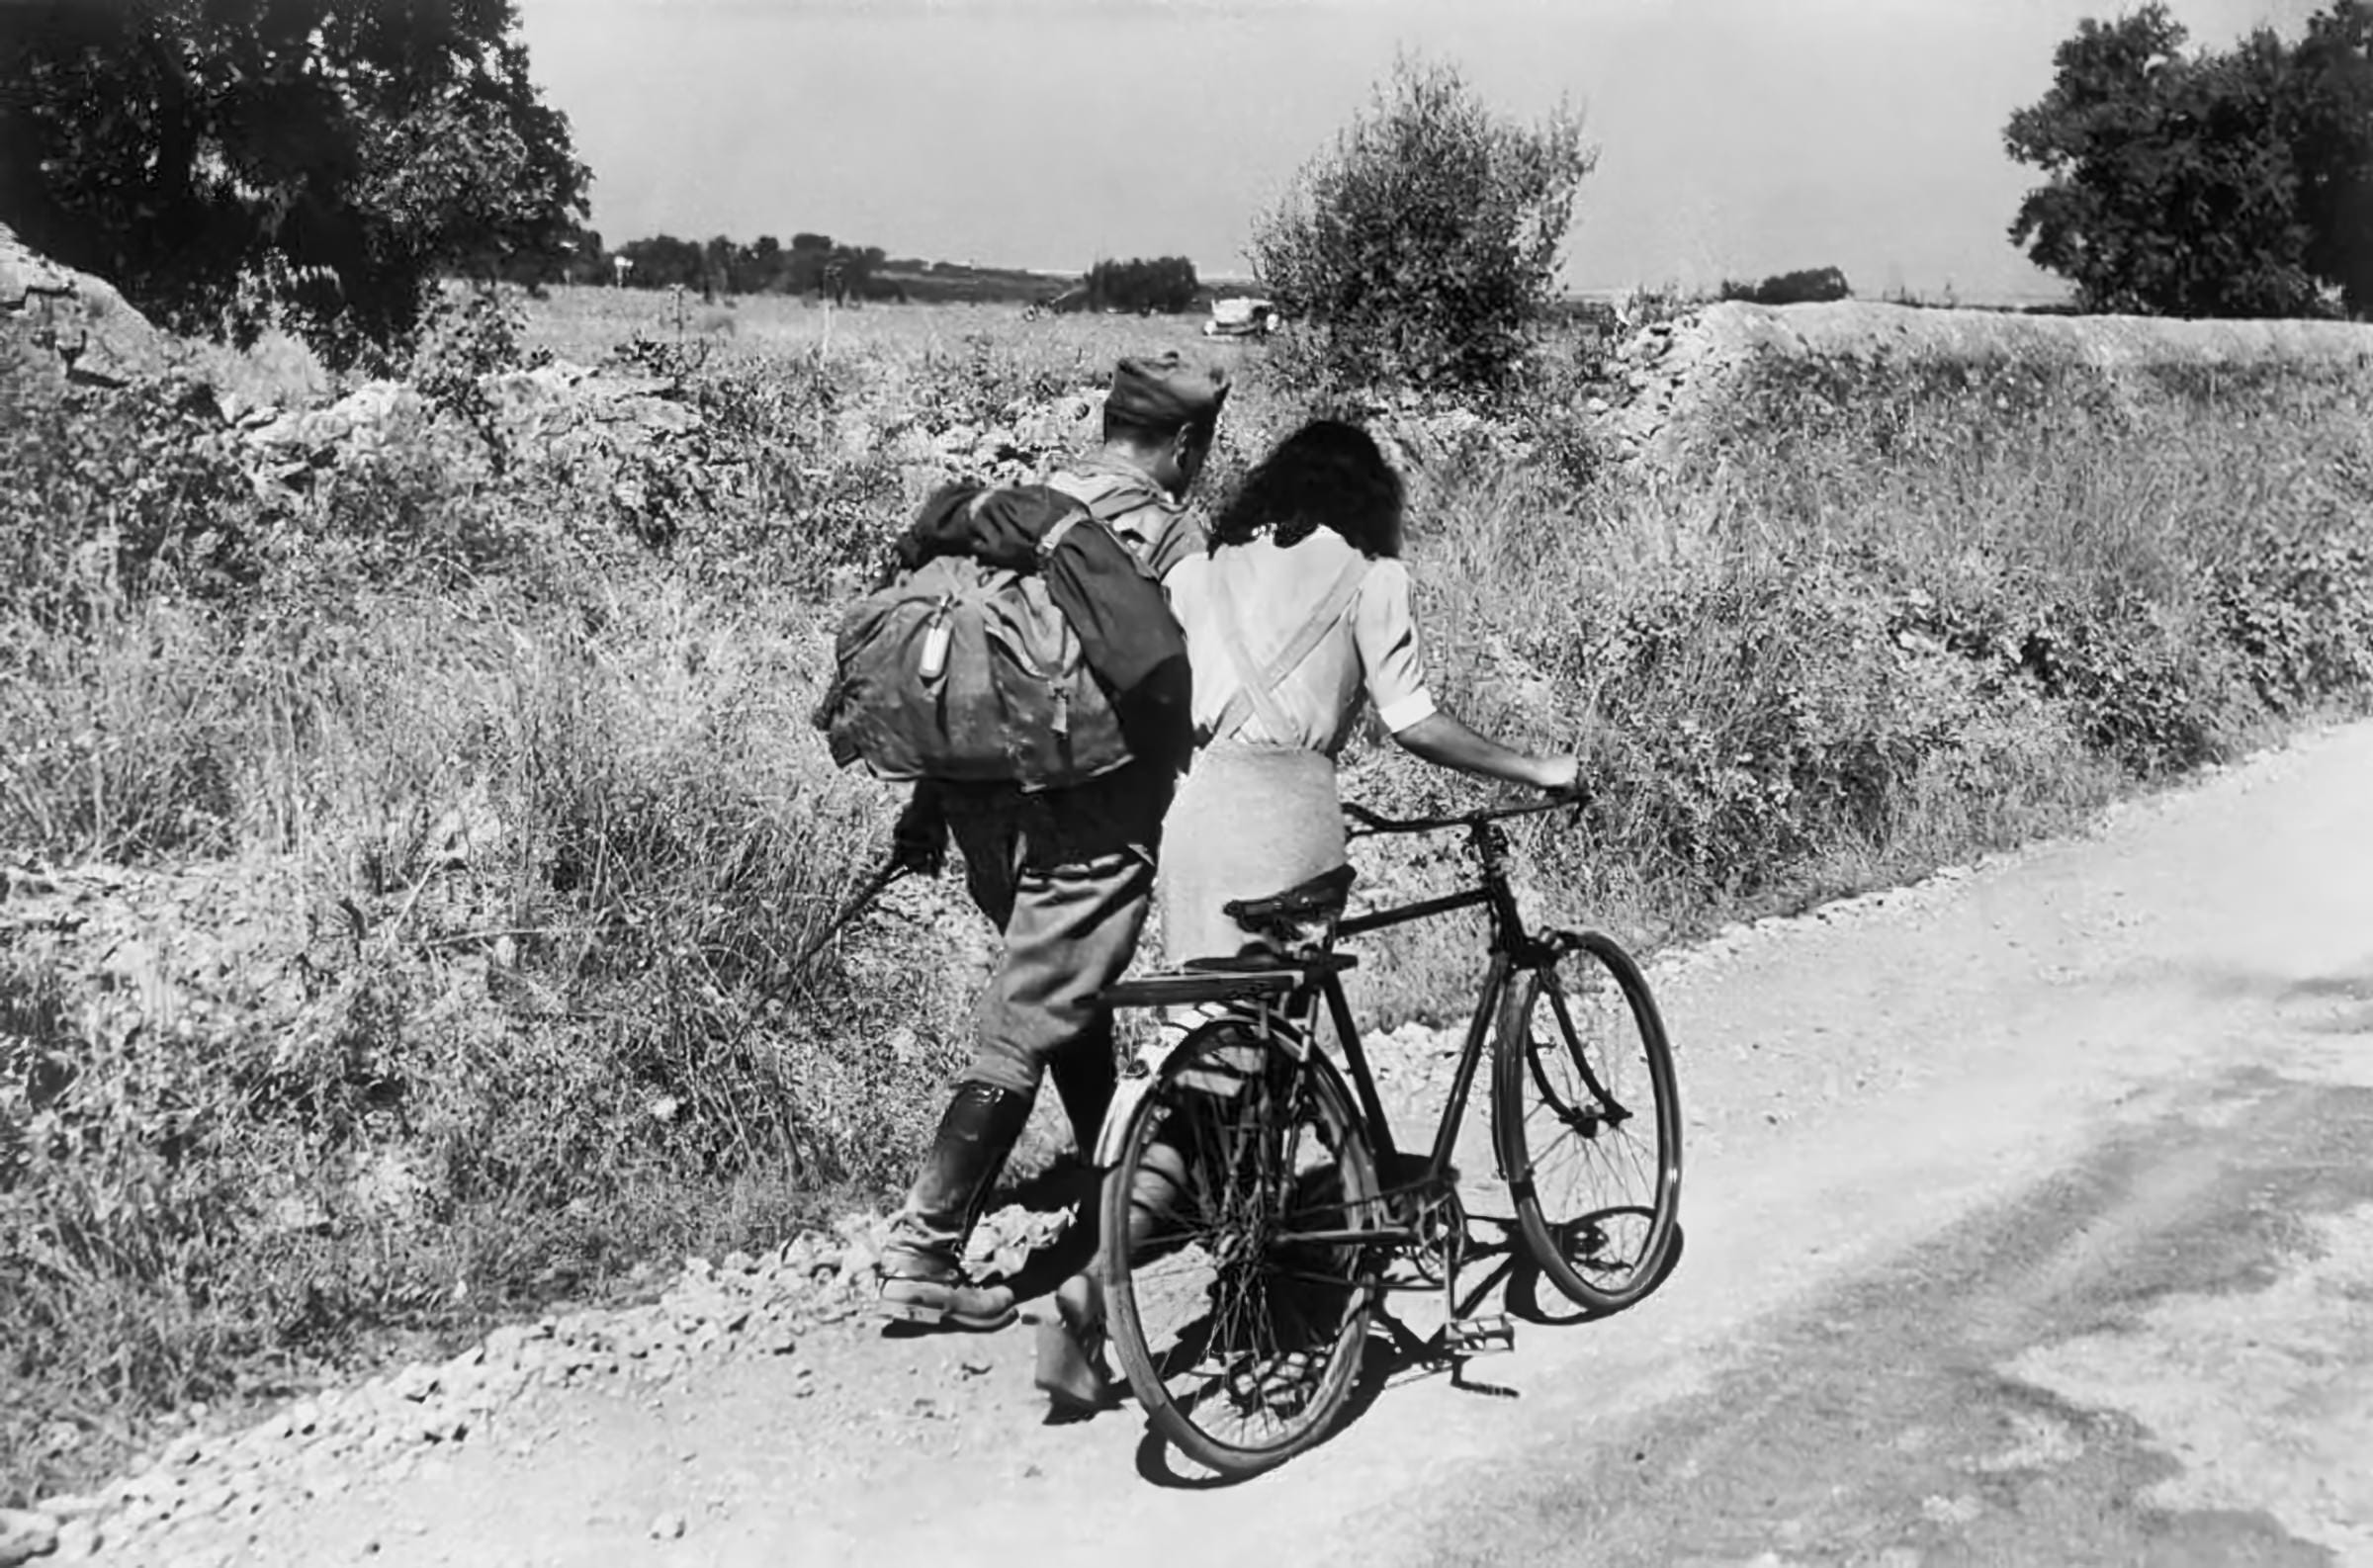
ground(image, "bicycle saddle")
xmin=1221 ymin=864 xmax=1357 ymax=926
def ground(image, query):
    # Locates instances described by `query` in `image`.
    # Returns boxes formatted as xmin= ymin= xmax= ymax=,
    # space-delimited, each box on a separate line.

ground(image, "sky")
xmin=512 ymin=0 xmax=2330 ymax=304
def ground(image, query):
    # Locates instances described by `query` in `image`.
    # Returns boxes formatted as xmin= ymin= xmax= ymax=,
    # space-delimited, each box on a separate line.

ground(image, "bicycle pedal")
xmin=1444 ymin=1314 xmax=1515 ymax=1354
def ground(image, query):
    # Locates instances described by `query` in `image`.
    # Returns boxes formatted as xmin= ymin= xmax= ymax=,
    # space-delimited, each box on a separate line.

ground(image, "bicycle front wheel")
xmin=1102 ymin=1016 xmax=1379 ymax=1478
xmin=1493 ymin=933 xmax=1682 ymax=1313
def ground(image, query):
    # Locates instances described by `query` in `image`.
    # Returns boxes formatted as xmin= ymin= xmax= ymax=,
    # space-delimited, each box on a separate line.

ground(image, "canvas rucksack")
xmin=815 ymin=495 xmax=1136 ymax=792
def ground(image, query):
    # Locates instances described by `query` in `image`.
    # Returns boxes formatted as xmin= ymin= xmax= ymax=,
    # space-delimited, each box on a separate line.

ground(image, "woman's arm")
xmin=1350 ymin=561 xmax=1576 ymax=791
xmin=1394 ymin=712 xmax=1577 ymax=793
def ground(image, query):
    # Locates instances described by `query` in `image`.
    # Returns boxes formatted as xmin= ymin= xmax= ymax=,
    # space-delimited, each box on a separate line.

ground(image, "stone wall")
xmin=1595 ymin=300 xmax=2373 ymax=465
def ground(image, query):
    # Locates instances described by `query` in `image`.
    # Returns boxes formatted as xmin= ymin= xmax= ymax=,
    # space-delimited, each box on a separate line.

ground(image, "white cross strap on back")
xmin=1209 ymin=553 xmax=1368 ymax=743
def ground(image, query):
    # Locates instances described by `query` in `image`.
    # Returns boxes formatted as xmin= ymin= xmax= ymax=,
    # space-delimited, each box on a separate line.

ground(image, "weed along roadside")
xmin=7 ymin=239 xmax=2373 ymax=1524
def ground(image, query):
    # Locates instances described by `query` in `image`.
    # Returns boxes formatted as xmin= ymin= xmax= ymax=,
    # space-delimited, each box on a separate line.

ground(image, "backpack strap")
xmin=1209 ymin=555 xmax=1369 ymax=743
xmin=1035 ymin=503 xmax=1096 ymax=565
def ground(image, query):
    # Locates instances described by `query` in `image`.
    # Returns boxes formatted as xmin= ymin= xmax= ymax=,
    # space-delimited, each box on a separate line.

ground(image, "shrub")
xmin=1083 ymin=256 xmax=1199 ymax=315
xmin=0 ymin=334 xmax=984 ymax=1496
xmin=0 ymin=341 xmax=269 ymax=624
xmin=1719 ymin=267 xmax=1853 ymax=305
xmin=1250 ymin=55 xmax=1594 ymax=393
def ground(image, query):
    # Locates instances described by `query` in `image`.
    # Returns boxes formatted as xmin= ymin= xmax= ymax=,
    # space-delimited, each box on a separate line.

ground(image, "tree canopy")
xmin=1083 ymin=256 xmax=1198 ymax=314
xmin=2005 ymin=2 xmax=2373 ymax=317
xmin=0 ymin=0 xmax=590 ymax=366
xmin=1250 ymin=55 xmax=1594 ymax=392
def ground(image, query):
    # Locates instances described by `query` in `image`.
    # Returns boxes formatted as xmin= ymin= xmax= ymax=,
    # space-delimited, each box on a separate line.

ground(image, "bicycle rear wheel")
xmin=1102 ymin=1016 xmax=1379 ymax=1477
xmin=1493 ymin=932 xmax=1682 ymax=1313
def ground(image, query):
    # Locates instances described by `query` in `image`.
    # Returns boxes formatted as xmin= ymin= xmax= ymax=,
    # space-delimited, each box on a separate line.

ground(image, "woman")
xmin=1032 ymin=417 xmax=1576 ymax=1412
xmin=1157 ymin=417 xmax=1575 ymax=962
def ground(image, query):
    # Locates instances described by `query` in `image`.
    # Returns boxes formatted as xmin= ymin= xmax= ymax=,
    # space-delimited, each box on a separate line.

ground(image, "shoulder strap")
xmin=1209 ymin=553 xmax=1369 ymax=743
xmin=1063 ymin=467 xmax=1169 ymax=517
xmin=1084 ymin=485 xmax=1156 ymax=524
xmin=1035 ymin=503 xmax=1095 ymax=564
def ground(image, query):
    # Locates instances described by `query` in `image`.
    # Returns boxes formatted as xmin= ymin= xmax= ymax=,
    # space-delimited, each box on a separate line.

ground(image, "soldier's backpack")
xmin=813 ymin=489 xmax=1137 ymax=792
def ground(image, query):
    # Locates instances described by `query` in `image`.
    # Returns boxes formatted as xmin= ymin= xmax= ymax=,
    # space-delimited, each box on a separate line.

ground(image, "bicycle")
xmin=1092 ymin=797 xmax=1684 ymax=1477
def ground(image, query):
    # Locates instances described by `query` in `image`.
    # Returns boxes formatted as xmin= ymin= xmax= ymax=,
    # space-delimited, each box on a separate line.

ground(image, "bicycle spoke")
xmin=1106 ymin=1019 xmax=1377 ymax=1468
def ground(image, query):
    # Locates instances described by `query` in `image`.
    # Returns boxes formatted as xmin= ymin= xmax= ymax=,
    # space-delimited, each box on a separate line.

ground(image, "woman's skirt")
xmin=1156 ymin=741 xmax=1345 ymax=966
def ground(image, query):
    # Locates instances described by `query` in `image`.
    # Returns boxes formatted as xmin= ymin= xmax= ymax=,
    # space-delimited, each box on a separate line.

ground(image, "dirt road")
xmin=158 ymin=721 xmax=2373 ymax=1567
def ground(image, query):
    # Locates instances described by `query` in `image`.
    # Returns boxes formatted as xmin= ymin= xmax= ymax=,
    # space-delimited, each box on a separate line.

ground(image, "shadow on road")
xmin=1122 ymin=1209 xmax=1690 ymax=1488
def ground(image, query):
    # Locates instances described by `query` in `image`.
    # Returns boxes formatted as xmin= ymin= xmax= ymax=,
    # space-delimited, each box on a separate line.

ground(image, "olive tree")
xmin=1251 ymin=56 xmax=1595 ymax=392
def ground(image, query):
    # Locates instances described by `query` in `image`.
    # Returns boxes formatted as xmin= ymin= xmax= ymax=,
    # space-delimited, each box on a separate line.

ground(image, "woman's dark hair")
xmin=1209 ymin=418 xmax=1403 ymax=559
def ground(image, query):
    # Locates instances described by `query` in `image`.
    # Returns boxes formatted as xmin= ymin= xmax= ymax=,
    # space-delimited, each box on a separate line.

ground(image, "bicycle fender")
xmin=1094 ymin=1069 xmax=1154 ymax=1169
xmin=1097 ymin=1015 xmax=1338 ymax=1170
xmin=1094 ymin=1022 xmax=1247 ymax=1170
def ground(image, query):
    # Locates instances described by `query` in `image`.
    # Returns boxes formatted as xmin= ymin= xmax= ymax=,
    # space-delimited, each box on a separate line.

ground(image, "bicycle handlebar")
xmin=1343 ymin=792 xmax=1584 ymax=837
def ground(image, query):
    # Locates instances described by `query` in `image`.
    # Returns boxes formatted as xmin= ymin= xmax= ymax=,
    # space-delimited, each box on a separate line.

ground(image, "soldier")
xmin=875 ymin=351 xmax=1231 ymax=1333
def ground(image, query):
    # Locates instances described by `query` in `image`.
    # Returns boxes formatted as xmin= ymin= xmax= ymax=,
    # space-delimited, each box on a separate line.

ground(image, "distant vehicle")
xmin=1203 ymin=296 xmax=1282 ymax=339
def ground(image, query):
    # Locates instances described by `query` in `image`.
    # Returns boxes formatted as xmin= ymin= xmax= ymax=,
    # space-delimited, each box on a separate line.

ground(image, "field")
xmin=514 ymin=286 xmax=1222 ymax=383
xmin=6 ymin=284 xmax=2373 ymax=1502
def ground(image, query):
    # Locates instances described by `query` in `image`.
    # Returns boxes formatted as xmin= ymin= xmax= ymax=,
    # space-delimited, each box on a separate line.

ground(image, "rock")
xmin=51 ymin=1518 xmax=100 ymax=1563
xmin=0 ymin=222 xmax=174 ymax=388
xmin=390 ymin=1360 xmax=439 ymax=1402
xmin=0 ymin=1509 xmax=59 ymax=1567
xmin=649 ymin=1511 xmax=687 ymax=1540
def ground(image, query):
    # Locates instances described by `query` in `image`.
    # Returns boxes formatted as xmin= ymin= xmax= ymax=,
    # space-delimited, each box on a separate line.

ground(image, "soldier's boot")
xmin=877 ymin=1082 xmax=1034 ymax=1332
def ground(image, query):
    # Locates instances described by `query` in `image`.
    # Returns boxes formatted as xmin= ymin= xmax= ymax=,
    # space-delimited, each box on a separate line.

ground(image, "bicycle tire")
xmin=1101 ymin=1016 xmax=1380 ymax=1477
xmin=1493 ymin=932 xmax=1682 ymax=1313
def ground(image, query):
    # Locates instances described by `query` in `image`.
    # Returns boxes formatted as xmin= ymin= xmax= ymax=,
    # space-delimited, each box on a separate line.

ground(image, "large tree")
xmin=1251 ymin=55 xmax=1594 ymax=392
xmin=0 ymin=0 xmax=590 ymax=367
xmin=2005 ymin=2 xmax=2373 ymax=317
xmin=2288 ymin=1 xmax=2373 ymax=311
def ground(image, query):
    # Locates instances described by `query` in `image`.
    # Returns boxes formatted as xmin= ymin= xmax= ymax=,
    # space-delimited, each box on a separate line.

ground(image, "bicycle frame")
xmin=1097 ymin=800 xmax=1583 ymax=1236
xmin=1307 ymin=815 xmax=1558 ymax=1208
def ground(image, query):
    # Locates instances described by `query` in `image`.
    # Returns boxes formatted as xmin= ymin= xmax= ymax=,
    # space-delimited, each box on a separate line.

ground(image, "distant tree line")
xmin=562 ymin=232 xmax=905 ymax=302
xmin=2007 ymin=1 xmax=2373 ymax=317
xmin=555 ymin=236 xmax=1207 ymax=313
